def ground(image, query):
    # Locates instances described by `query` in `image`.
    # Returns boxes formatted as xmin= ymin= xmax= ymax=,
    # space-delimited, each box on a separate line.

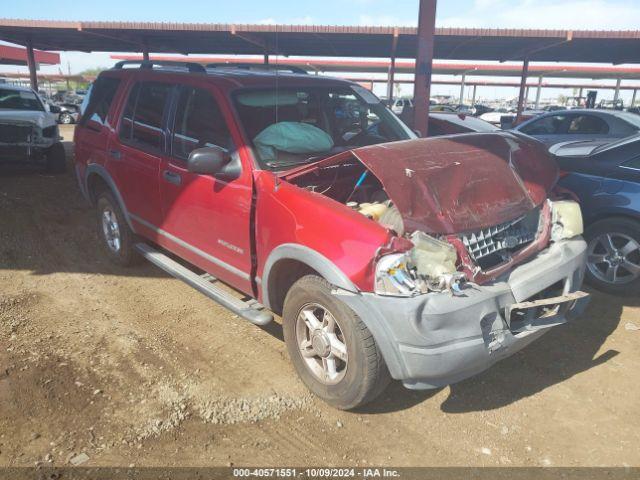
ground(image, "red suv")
xmin=75 ymin=61 xmax=589 ymax=409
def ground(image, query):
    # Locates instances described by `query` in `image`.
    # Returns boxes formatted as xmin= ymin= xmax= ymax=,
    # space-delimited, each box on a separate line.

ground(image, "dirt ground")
xmin=0 ymin=125 xmax=639 ymax=468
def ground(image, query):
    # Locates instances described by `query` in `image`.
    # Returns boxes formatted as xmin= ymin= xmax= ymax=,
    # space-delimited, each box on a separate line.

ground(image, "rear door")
xmin=74 ymin=74 xmax=122 ymax=173
xmin=108 ymin=78 xmax=173 ymax=237
xmin=158 ymin=82 xmax=254 ymax=294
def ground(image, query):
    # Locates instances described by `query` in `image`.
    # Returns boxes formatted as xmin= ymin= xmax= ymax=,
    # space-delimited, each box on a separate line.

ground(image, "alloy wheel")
xmin=587 ymin=232 xmax=640 ymax=285
xmin=295 ymin=303 xmax=348 ymax=385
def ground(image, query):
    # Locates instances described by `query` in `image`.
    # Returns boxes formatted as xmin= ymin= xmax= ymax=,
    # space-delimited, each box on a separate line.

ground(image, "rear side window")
xmin=119 ymin=81 xmax=172 ymax=151
xmin=171 ymin=87 xmax=232 ymax=160
xmin=567 ymin=115 xmax=609 ymax=134
xmin=80 ymin=76 xmax=121 ymax=127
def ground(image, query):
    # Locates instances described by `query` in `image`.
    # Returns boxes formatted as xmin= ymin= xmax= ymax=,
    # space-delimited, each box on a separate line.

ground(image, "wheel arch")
xmin=261 ymin=244 xmax=359 ymax=315
xmin=84 ymin=164 xmax=135 ymax=231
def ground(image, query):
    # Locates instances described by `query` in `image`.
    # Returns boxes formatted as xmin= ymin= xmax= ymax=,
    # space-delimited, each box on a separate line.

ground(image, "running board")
xmin=135 ymin=243 xmax=273 ymax=326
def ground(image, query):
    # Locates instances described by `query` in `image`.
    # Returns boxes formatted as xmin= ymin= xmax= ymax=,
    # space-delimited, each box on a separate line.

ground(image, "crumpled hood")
xmin=0 ymin=110 xmax=53 ymax=129
xmin=350 ymin=132 xmax=558 ymax=235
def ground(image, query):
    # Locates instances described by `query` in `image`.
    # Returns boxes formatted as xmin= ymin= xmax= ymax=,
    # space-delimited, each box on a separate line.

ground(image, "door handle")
xmin=163 ymin=170 xmax=182 ymax=186
xmin=108 ymin=149 xmax=121 ymax=160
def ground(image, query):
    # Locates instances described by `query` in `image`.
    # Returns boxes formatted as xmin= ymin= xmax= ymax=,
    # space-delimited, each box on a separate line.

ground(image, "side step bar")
xmin=135 ymin=243 xmax=273 ymax=326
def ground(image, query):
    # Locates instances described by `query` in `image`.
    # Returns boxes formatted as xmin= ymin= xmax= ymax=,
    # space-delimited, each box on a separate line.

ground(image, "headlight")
xmin=375 ymin=253 xmax=418 ymax=296
xmin=375 ymin=232 xmax=466 ymax=297
xmin=550 ymin=200 xmax=583 ymax=241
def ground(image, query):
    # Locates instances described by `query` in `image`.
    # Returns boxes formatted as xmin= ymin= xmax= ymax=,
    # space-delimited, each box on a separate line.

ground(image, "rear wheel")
xmin=585 ymin=218 xmax=640 ymax=294
xmin=282 ymin=275 xmax=390 ymax=410
xmin=45 ymin=142 xmax=66 ymax=174
xmin=96 ymin=191 xmax=140 ymax=266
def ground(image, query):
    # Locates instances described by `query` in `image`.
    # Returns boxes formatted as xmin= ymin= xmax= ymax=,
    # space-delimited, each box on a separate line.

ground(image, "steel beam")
xmin=471 ymin=85 xmax=477 ymax=106
xmin=515 ymin=58 xmax=529 ymax=123
xmin=632 ymin=89 xmax=637 ymax=107
xmin=614 ymin=78 xmax=622 ymax=101
xmin=142 ymin=39 xmax=150 ymax=61
xmin=386 ymin=28 xmax=399 ymax=104
xmin=459 ymin=73 xmax=466 ymax=104
xmin=535 ymin=75 xmax=543 ymax=109
xmin=413 ymin=0 xmax=437 ymax=137
xmin=25 ymin=37 xmax=38 ymax=91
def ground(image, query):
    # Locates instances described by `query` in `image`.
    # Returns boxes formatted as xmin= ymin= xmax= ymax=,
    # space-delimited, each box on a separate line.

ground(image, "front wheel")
xmin=585 ymin=218 xmax=640 ymax=294
xmin=282 ymin=275 xmax=390 ymax=410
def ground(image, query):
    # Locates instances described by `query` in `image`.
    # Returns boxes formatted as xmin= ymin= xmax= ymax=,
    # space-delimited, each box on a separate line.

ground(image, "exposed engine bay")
xmin=289 ymin=159 xmax=405 ymax=235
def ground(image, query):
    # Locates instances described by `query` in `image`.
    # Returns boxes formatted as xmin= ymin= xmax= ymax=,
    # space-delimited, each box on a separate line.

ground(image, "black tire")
xmin=584 ymin=217 xmax=640 ymax=294
xmin=96 ymin=191 xmax=140 ymax=266
xmin=282 ymin=275 xmax=391 ymax=410
xmin=45 ymin=142 xmax=67 ymax=174
xmin=59 ymin=112 xmax=74 ymax=124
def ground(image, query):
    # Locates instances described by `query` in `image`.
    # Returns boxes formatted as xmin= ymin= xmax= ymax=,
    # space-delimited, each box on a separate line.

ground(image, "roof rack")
xmin=206 ymin=63 xmax=308 ymax=75
xmin=113 ymin=60 xmax=206 ymax=73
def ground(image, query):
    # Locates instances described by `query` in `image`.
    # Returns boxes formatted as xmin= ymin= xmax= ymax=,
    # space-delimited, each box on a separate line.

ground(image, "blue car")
xmin=550 ymin=135 xmax=640 ymax=293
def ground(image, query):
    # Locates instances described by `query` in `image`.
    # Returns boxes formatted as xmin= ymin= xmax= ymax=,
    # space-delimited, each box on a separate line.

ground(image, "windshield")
xmin=233 ymin=85 xmax=414 ymax=170
xmin=0 ymin=88 xmax=44 ymax=111
xmin=593 ymin=132 xmax=640 ymax=154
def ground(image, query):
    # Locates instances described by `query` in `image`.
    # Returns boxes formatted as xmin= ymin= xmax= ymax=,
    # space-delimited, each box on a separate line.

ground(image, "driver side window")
xmin=521 ymin=114 xmax=568 ymax=135
xmin=171 ymin=87 xmax=232 ymax=161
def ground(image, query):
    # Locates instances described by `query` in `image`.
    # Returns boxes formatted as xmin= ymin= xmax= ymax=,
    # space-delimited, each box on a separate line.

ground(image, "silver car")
xmin=513 ymin=109 xmax=640 ymax=147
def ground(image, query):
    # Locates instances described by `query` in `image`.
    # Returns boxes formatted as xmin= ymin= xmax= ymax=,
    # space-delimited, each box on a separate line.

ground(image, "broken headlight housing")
xmin=375 ymin=233 xmax=466 ymax=297
xmin=550 ymin=200 xmax=583 ymax=242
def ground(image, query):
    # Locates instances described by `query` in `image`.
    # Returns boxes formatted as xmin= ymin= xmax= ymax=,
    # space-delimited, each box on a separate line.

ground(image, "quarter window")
xmin=80 ymin=76 xmax=121 ymax=127
xmin=171 ymin=87 xmax=232 ymax=160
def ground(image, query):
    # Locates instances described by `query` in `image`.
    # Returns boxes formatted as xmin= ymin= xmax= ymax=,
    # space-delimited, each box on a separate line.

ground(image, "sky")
xmin=3 ymin=0 xmax=640 ymax=103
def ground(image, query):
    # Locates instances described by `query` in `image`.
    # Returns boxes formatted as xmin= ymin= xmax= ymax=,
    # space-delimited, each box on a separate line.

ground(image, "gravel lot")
xmin=0 ymin=125 xmax=639 ymax=468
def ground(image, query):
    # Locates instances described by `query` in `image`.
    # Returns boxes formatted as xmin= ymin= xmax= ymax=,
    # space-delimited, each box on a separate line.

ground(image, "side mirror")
xmin=49 ymin=105 xmax=61 ymax=114
xmin=187 ymin=146 xmax=241 ymax=180
xmin=413 ymin=129 xmax=422 ymax=138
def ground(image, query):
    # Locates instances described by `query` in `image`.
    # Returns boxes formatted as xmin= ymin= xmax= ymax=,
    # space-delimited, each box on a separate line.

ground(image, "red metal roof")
xmin=0 ymin=19 xmax=638 ymax=63
xmin=0 ymin=44 xmax=59 ymax=66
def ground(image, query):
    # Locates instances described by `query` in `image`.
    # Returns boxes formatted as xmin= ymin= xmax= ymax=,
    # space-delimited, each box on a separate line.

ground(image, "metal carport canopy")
xmin=0 ymin=19 xmax=639 ymax=63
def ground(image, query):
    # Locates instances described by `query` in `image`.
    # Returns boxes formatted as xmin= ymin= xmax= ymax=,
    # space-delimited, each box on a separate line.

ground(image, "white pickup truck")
xmin=0 ymin=83 xmax=66 ymax=173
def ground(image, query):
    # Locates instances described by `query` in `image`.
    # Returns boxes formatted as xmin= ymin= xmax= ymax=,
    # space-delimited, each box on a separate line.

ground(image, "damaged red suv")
xmin=75 ymin=61 xmax=589 ymax=409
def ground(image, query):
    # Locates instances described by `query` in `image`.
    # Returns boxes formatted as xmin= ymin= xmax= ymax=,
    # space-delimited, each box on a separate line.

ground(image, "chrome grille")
xmin=460 ymin=208 xmax=541 ymax=270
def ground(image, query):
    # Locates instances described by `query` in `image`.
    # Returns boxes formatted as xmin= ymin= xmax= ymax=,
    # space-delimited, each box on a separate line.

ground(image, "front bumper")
xmin=336 ymin=237 xmax=589 ymax=389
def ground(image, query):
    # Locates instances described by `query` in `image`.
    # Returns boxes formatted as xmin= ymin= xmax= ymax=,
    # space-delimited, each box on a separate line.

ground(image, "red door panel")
xmin=157 ymin=82 xmax=254 ymax=294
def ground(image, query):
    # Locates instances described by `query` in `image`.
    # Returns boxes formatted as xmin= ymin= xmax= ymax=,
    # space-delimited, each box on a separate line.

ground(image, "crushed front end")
xmin=285 ymin=133 xmax=590 ymax=389
xmin=0 ymin=120 xmax=59 ymax=164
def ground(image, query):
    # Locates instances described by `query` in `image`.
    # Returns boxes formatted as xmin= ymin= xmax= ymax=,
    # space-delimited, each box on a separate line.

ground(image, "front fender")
xmin=260 ymin=243 xmax=358 ymax=310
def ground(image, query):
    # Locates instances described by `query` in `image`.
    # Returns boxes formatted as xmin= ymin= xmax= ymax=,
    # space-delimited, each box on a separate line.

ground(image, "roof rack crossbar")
xmin=206 ymin=63 xmax=308 ymax=74
xmin=113 ymin=60 xmax=206 ymax=73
